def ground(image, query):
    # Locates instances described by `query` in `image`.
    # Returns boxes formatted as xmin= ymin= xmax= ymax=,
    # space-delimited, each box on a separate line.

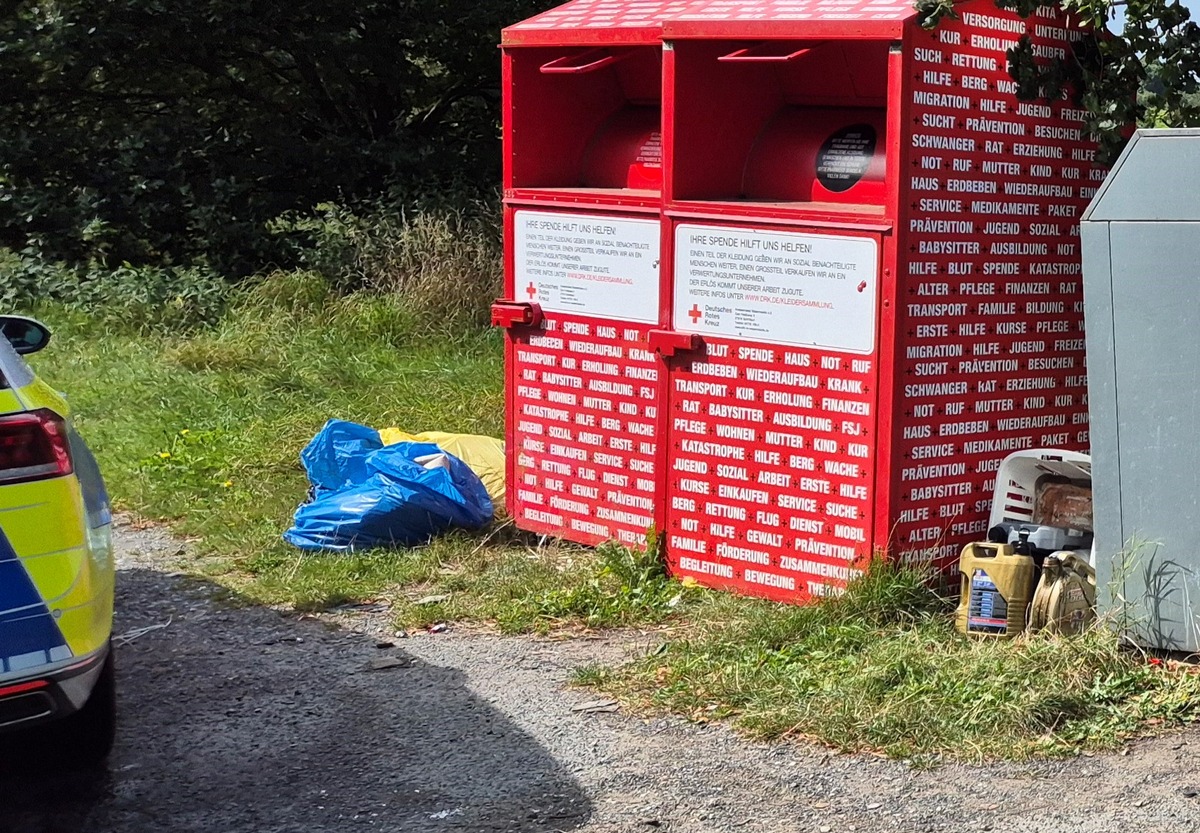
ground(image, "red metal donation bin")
xmin=495 ymin=4 xmax=685 ymax=548
xmin=656 ymin=0 xmax=1102 ymax=601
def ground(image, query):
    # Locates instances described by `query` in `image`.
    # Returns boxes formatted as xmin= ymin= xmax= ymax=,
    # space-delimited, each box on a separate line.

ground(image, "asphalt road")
xmin=6 ymin=524 xmax=1200 ymax=833
xmin=1 ymin=565 xmax=590 ymax=833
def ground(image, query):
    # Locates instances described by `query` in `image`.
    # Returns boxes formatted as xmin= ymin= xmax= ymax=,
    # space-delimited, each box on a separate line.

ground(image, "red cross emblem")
xmin=526 ymin=282 xmax=537 ymax=299
xmin=688 ymin=304 xmax=703 ymax=323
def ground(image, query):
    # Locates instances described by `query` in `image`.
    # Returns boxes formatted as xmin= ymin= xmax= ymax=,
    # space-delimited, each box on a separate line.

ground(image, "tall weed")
xmin=271 ymin=199 xmax=501 ymax=332
xmin=5 ymin=191 xmax=502 ymax=338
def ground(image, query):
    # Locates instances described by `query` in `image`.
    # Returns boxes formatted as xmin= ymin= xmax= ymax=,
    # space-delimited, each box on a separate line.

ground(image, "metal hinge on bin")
xmin=648 ymin=329 xmax=703 ymax=358
xmin=491 ymin=301 xmax=544 ymax=329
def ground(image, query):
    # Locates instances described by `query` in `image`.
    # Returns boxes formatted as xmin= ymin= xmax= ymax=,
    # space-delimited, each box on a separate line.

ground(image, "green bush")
xmin=0 ymin=248 xmax=228 ymax=332
xmin=0 ymin=248 xmax=63 ymax=309
xmin=0 ymin=1 xmax=547 ymax=274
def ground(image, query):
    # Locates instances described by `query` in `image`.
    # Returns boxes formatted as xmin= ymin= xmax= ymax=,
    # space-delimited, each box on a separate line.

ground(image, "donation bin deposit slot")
xmin=507 ymin=44 xmax=664 ymax=196
xmin=669 ymin=38 xmax=891 ymax=209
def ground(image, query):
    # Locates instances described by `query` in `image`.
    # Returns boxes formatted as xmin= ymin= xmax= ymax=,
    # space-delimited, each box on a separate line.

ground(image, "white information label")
xmin=673 ymin=225 xmax=879 ymax=354
xmin=514 ymin=210 xmax=660 ymax=324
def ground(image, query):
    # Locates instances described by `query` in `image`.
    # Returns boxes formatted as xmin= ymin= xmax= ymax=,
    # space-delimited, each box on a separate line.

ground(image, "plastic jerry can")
xmin=955 ymin=542 xmax=1036 ymax=638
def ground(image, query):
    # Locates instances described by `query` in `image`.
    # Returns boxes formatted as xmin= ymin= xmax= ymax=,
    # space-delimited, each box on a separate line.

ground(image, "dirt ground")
xmin=3 ymin=522 xmax=1200 ymax=832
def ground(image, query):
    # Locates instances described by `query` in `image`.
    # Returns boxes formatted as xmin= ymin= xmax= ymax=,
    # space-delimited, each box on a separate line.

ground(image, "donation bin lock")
xmin=491 ymin=301 xmax=544 ymax=330
xmin=648 ymin=329 xmax=703 ymax=358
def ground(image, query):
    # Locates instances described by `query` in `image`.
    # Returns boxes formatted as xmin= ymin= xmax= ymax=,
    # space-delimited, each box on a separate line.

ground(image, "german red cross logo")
xmin=526 ymin=282 xmax=537 ymax=299
xmin=688 ymin=304 xmax=703 ymax=323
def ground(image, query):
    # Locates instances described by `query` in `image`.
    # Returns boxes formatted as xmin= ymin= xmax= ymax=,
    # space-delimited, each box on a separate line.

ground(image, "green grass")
xmin=24 ymin=277 xmax=1200 ymax=761
xmin=34 ymin=277 xmax=499 ymax=558
xmin=27 ymin=277 xmax=690 ymax=633
xmin=576 ymin=561 xmax=1200 ymax=761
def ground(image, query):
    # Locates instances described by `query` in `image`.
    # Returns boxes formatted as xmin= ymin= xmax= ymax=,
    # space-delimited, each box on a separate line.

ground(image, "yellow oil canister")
xmin=1028 ymin=552 xmax=1096 ymax=636
xmin=955 ymin=542 xmax=1036 ymax=638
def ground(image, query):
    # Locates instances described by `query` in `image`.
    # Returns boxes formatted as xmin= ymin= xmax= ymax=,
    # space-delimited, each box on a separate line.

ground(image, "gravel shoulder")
xmin=3 ymin=521 xmax=1199 ymax=832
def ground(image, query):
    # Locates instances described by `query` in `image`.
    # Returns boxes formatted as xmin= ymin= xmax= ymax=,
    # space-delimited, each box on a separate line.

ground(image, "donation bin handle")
xmin=491 ymin=300 xmax=544 ymax=329
xmin=648 ymin=329 xmax=703 ymax=358
xmin=718 ymin=45 xmax=814 ymax=63
xmin=540 ymin=48 xmax=631 ymax=74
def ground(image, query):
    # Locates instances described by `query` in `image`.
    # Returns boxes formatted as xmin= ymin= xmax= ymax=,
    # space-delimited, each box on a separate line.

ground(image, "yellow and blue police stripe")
xmin=0 ymin=344 xmax=114 ymax=678
xmin=0 ymin=528 xmax=72 ymax=672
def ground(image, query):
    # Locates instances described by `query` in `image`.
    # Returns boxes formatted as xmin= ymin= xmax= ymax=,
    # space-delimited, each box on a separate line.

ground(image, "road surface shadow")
xmin=0 ymin=569 xmax=592 ymax=832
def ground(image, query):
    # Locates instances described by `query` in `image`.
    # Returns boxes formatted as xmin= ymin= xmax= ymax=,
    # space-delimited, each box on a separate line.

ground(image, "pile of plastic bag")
xmin=377 ymin=428 xmax=504 ymax=505
xmin=283 ymin=420 xmax=496 ymax=552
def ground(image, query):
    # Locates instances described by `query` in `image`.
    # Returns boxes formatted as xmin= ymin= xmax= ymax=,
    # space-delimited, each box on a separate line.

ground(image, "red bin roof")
xmin=503 ymin=0 xmax=699 ymax=45
xmin=666 ymin=0 xmax=918 ymax=37
xmin=503 ymin=0 xmax=918 ymax=45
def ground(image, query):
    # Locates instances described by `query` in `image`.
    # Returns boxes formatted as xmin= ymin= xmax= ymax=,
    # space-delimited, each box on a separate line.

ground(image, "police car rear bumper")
xmin=0 ymin=643 xmax=109 ymax=732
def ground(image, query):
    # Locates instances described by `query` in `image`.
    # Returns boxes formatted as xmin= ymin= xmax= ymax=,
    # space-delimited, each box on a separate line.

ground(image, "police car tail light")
xmin=0 ymin=409 xmax=73 ymax=483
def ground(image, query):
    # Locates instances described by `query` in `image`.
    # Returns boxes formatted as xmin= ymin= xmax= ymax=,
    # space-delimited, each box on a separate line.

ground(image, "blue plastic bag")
xmin=300 ymin=419 xmax=383 ymax=493
xmin=284 ymin=420 xmax=494 ymax=552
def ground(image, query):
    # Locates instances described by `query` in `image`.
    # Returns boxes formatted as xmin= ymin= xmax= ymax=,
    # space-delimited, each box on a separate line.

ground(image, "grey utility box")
xmin=1083 ymin=128 xmax=1200 ymax=652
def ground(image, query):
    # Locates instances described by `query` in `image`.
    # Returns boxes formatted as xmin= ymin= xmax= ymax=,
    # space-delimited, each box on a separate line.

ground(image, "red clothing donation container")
xmin=494 ymin=3 xmax=685 ymax=548
xmin=655 ymin=0 xmax=1102 ymax=601
xmin=497 ymin=0 xmax=1102 ymax=603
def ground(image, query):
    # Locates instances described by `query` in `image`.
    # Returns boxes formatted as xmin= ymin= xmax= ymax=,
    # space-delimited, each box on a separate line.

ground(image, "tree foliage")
xmin=4 ymin=0 xmax=1199 ymax=274
xmin=1006 ymin=0 xmax=1200 ymax=161
xmin=0 ymin=0 xmax=549 ymax=273
xmin=920 ymin=0 xmax=1200 ymax=163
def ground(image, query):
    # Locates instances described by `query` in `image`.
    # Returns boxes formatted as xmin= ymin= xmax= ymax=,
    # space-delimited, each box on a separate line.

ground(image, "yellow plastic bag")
xmin=379 ymin=429 xmax=505 ymax=508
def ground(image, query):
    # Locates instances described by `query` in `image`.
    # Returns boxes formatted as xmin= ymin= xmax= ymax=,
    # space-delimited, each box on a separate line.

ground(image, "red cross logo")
xmin=688 ymin=304 xmax=703 ymax=323
xmin=526 ymin=282 xmax=537 ymax=299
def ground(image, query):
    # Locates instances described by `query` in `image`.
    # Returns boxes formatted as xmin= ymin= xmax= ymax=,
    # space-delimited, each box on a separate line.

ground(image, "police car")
xmin=0 ymin=315 xmax=115 ymax=766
